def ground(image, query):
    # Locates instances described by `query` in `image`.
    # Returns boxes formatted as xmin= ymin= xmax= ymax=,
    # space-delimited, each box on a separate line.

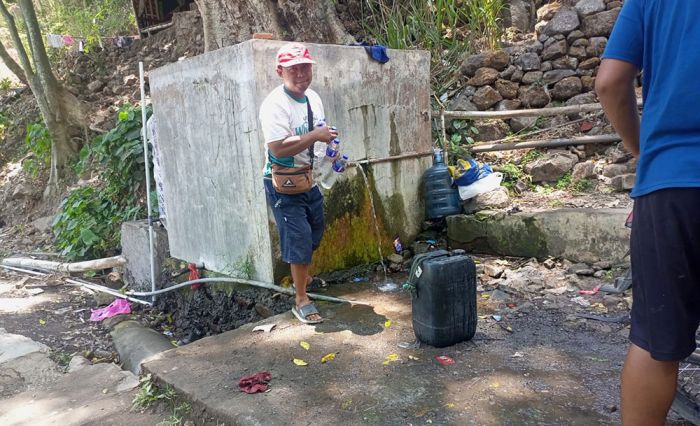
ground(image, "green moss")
xmin=488 ymin=215 xmax=548 ymax=258
xmin=312 ymin=172 xmax=394 ymax=274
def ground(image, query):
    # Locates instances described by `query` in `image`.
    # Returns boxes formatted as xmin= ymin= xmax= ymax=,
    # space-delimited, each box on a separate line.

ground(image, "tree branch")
xmin=17 ymin=0 xmax=57 ymax=89
xmin=0 ymin=0 xmax=34 ymax=81
xmin=0 ymin=39 xmax=27 ymax=85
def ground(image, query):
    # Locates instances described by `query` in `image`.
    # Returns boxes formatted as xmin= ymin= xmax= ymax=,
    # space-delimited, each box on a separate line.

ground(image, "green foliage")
xmin=0 ymin=78 xmax=12 ymax=90
xmin=0 ymin=111 xmax=12 ymax=142
xmin=52 ymin=186 xmax=141 ymax=259
xmin=157 ymin=403 xmax=192 ymax=426
xmin=462 ymin=0 xmax=504 ymax=50
xmin=23 ymin=122 xmax=52 ymax=178
xmin=132 ymin=374 xmax=176 ymax=411
xmin=520 ymin=149 xmax=542 ymax=166
xmin=571 ymin=178 xmax=593 ymax=192
xmin=443 ymin=119 xmax=481 ymax=163
xmin=357 ymin=0 xmax=502 ymax=93
xmin=37 ymin=0 xmax=136 ymax=51
xmin=499 ymin=162 xmax=524 ymax=190
xmin=50 ymin=351 xmax=73 ymax=367
xmin=25 ymin=122 xmax=52 ymax=161
xmin=223 ymin=254 xmax=256 ymax=280
xmin=556 ymin=171 xmax=572 ymax=189
xmin=554 ymin=171 xmax=593 ymax=193
xmin=54 ymin=105 xmax=151 ymax=260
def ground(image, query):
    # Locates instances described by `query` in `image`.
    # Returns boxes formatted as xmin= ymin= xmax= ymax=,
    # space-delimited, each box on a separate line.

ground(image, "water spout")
xmin=355 ymin=165 xmax=388 ymax=279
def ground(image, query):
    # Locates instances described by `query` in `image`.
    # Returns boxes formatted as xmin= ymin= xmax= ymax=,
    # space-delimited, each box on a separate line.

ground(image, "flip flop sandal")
xmin=291 ymin=303 xmax=323 ymax=324
xmin=292 ymin=277 xmax=329 ymax=292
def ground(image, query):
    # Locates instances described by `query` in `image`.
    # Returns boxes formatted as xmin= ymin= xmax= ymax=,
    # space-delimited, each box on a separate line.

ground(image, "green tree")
xmin=0 ymin=0 xmax=85 ymax=195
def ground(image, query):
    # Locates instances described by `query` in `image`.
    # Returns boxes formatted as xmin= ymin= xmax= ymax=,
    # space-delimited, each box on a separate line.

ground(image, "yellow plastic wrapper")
xmin=293 ymin=358 xmax=308 ymax=366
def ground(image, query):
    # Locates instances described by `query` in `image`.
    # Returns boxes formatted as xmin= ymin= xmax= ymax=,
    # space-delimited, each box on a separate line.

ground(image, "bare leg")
xmin=290 ymin=263 xmax=321 ymax=321
xmin=621 ymin=343 xmax=679 ymax=426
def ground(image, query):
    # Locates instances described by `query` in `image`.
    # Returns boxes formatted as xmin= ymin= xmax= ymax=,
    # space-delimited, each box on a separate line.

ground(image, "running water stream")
xmin=355 ymin=165 xmax=398 ymax=291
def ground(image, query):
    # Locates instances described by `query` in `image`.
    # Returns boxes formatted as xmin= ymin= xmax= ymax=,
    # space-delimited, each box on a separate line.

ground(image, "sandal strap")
xmin=297 ymin=303 xmax=319 ymax=319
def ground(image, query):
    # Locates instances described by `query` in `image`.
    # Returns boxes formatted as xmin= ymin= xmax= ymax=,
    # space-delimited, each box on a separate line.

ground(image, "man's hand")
xmin=596 ymin=59 xmax=641 ymax=157
xmin=311 ymin=125 xmax=338 ymax=144
xmin=267 ymin=126 xmax=339 ymax=158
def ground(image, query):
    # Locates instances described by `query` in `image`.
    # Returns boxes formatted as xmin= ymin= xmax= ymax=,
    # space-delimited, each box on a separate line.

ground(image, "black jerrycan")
xmin=409 ymin=250 xmax=477 ymax=348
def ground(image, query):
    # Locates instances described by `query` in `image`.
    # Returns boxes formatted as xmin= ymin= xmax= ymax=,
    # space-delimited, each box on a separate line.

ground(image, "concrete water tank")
xmin=149 ymin=39 xmax=432 ymax=283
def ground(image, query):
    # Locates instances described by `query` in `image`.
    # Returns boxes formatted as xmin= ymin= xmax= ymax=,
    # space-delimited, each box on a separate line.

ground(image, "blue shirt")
xmin=603 ymin=0 xmax=700 ymax=197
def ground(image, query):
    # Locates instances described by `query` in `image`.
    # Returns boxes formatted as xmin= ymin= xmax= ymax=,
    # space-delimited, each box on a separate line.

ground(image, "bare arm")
xmin=267 ymin=126 xmax=338 ymax=158
xmin=596 ymin=59 xmax=641 ymax=157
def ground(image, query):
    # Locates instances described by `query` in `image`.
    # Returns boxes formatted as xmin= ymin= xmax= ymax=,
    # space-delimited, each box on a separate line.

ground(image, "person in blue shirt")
xmin=597 ymin=1 xmax=700 ymax=424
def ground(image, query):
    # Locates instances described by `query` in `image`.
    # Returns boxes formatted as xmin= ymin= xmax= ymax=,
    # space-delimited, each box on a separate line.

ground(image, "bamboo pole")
xmin=471 ymin=134 xmax=621 ymax=153
xmin=1 ymin=255 xmax=126 ymax=273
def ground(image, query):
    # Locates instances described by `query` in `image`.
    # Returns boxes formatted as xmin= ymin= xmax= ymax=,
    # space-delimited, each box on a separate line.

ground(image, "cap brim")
xmin=279 ymin=58 xmax=316 ymax=67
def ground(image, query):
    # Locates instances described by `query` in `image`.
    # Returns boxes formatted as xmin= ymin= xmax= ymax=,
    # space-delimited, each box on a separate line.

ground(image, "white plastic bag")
xmin=458 ymin=172 xmax=504 ymax=200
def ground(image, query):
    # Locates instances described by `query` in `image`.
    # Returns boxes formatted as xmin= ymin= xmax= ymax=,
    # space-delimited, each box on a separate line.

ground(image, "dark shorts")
xmin=263 ymin=178 xmax=325 ymax=264
xmin=630 ymin=188 xmax=700 ymax=361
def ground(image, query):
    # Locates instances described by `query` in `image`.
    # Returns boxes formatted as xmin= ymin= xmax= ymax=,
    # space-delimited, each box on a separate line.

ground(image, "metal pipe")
xmin=0 ymin=264 xmax=152 ymax=306
xmin=65 ymin=278 xmax=152 ymax=306
xmin=349 ymin=151 xmax=434 ymax=167
xmin=471 ymin=134 xmax=621 ymax=153
xmin=139 ymin=61 xmax=157 ymax=304
xmin=126 ymin=277 xmax=360 ymax=305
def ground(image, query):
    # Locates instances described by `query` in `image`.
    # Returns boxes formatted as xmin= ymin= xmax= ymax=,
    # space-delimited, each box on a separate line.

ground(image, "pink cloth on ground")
xmin=90 ymin=298 xmax=132 ymax=321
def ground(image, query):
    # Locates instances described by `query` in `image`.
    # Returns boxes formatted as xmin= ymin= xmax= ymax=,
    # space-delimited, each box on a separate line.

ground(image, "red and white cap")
xmin=276 ymin=42 xmax=316 ymax=67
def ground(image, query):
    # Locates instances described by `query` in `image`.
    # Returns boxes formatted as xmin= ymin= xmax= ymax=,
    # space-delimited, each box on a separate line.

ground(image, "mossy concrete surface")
xmin=447 ymin=208 xmax=630 ymax=264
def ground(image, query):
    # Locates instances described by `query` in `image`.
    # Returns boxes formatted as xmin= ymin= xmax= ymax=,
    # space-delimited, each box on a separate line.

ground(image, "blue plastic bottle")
xmin=326 ymin=138 xmax=340 ymax=158
xmin=423 ymin=149 xmax=462 ymax=219
xmin=332 ymin=155 xmax=349 ymax=173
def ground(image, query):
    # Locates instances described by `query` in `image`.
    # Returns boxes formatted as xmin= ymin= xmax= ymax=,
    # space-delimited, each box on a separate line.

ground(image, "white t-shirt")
xmin=259 ymin=85 xmax=325 ymax=176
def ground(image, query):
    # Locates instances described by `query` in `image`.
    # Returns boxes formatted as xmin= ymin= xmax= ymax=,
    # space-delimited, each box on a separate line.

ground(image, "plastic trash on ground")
xmin=458 ymin=172 xmax=504 ymax=200
xmin=90 ymin=298 xmax=131 ymax=321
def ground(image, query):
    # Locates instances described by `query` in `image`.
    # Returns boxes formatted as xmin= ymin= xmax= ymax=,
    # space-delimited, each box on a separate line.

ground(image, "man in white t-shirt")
xmin=259 ymin=42 xmax=338 ymax=324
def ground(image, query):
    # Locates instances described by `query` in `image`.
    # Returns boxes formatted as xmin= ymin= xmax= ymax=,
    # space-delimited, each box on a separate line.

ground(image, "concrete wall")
xmin=447 ymin=208 xmax=630 ymax=264
xmin=121 ymin=220 xmax=170 ymax=292
xmin=149 ymin=40 xmax=431 ymax=280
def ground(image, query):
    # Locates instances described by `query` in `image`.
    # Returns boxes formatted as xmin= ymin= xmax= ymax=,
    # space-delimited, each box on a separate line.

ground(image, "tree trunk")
xmin=196 ymin=0 xmax=354 ymax=52
xmin=1 ymin=0 xmax=85 ymax=195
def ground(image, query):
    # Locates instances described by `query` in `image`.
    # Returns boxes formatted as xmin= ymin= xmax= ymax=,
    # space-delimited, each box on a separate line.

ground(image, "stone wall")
xmin=452 ymin=0 xmax=622 ymax=126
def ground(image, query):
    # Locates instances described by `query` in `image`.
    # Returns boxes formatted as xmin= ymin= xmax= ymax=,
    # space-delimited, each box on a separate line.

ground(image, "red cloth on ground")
xmin=239 ymin=371 xmax=272 ymax=394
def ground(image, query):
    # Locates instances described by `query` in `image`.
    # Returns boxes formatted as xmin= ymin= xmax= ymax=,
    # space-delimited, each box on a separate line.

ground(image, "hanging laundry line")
xmin=45 ymin=33 xmax=140 ymax=51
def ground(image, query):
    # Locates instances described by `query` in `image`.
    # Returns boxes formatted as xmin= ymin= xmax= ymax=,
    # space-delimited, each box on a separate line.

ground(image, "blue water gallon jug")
xmin=424 ymin=149 xmax=462 ymax=219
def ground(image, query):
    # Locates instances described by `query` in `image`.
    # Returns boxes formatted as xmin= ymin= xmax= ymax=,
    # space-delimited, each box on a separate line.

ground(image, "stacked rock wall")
xmin=452 ymin=0 xmax=625 ymax=137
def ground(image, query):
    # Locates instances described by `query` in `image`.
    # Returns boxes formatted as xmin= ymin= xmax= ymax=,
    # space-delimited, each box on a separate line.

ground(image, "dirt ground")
xmin=142 ymin=272 xmax=695 ymax=426
xmin=2 ymin=256 xmax=695 ymax=425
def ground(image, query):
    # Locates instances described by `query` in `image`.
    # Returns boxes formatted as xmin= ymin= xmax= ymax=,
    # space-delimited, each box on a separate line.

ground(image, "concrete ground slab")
xmin=0 ymin=362 xmax=164 ymax=426
xmin=0 ymin=329 xmax=61 ymax=396
xmin=144 ymin=284 xmax=628 ymax=425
